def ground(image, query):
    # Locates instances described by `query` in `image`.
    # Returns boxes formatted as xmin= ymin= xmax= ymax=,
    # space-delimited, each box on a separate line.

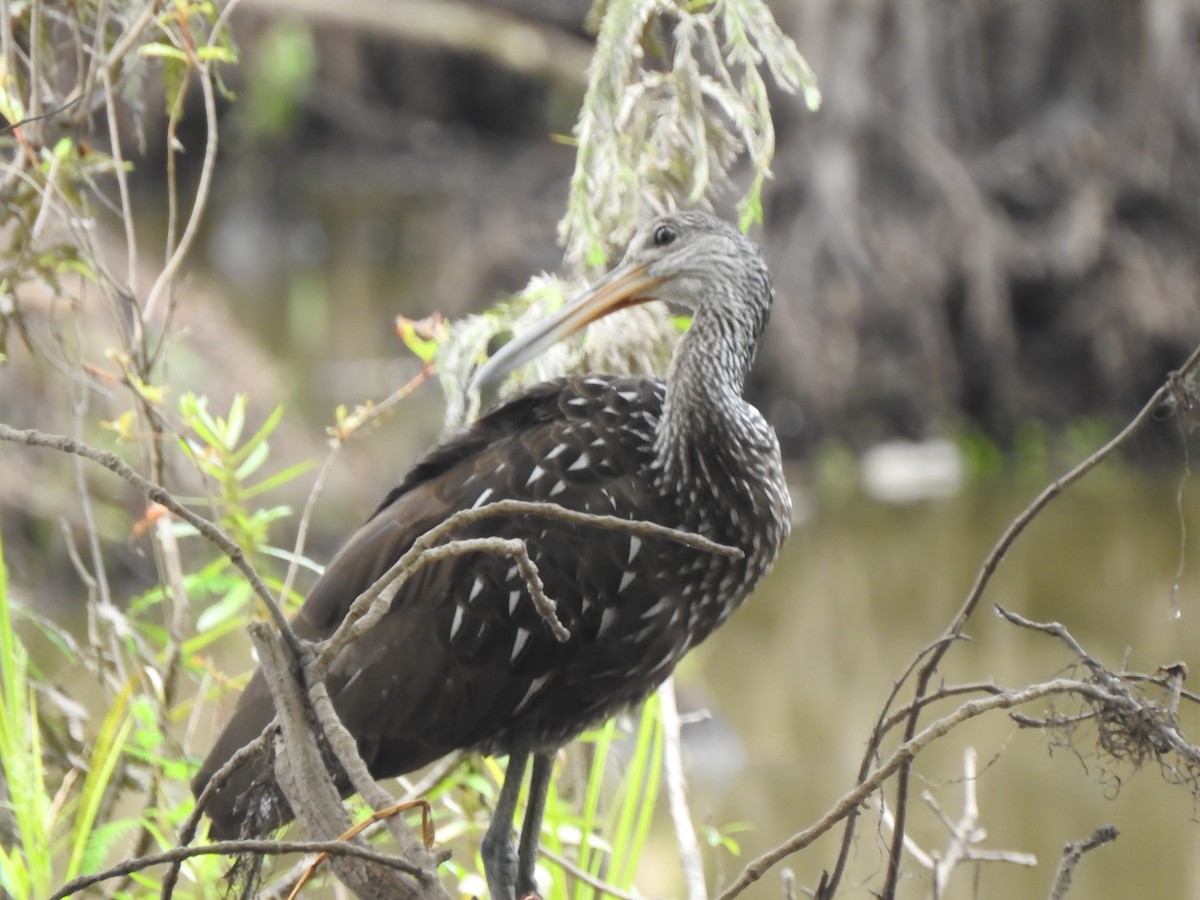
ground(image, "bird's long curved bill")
xmin=472 ymin=261 xmax=664 ymax=390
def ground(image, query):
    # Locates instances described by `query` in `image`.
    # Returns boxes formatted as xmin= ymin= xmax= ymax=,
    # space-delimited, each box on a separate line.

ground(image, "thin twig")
xmin=260 ymin=759 xmax=463 ymax=900
xmin=287 ymin=800 xmax=441 ymax=900
xmin=252 ymin=623 xmax=438 ymax=899
xmin=1046 ymin=825 xmax=1119 ymax=900
xmin=716 ymin=678 xmax=1125 ymax=900
xmin=312 ymin=498 xmax=740 ymax=674
xmin=119 ymin=508 xmax=192 ymax=881
xmin=398 ymin=750 xmax=467 ymax=802
xmin=995 ymin=605 xmax=1200 ymax=765
xmin=0 ymin=95 xmax=85 ymax=136
xmin=280 ymin=444 xmax=342 ymax=608
xmin=307 ymin=680 xmax=417 ymax=848
xmin=334 ymin=364 xmax=434 ymax=440
xmin=877 ymin=341 xmax=1200 ymax=899
xmin=159 ymin=732 xmax=273 ymax=899
xmin=819 ymin=635 xmax=955 ymax=896
xmin=102 ymin=63 xmax=138 ymax=296
xmin=537 ymin=845 xmax=644 ymax=900
xmin=659 ymin=676 xmax=707 ymax=900
xmin=49 ymin=838 xmax=429 ymax=900
xmin=142 ymin=36 xmax=220 ymax=323
xmin=877 ymin=748 xmax=1036 ymax=899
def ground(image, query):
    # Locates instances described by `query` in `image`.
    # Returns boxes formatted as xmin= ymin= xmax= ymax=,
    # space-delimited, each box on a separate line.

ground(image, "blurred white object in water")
xmin=860 ymin=438 xmax=965 ymax=504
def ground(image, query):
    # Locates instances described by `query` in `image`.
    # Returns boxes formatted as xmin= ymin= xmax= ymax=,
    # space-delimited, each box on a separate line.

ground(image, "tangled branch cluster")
xmin=1003 ymin=608 xmax=1200 ymax=801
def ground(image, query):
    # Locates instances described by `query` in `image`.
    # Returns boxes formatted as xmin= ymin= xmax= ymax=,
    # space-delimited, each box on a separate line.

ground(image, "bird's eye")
xmin=653 ymin=224 xmax=677 ymax=247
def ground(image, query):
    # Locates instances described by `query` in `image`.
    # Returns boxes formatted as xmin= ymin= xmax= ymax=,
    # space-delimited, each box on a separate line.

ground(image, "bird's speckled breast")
xmin=419 ymin=373 xmax=790 ymax=756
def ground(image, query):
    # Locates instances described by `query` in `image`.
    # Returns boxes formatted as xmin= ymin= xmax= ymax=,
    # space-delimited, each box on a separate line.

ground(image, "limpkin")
xmin=192 ymin=211 xmax=791 ymax=899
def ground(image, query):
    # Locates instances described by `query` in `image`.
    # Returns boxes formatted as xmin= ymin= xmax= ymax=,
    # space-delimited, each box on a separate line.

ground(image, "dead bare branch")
xmin=48 ymin=837 xmax=428 ymax=900
xmin=875 ymin=340 xmax=1200 ymax=899
xmin=311 ymin=497 xmax=741 ymax=676
xmin=1047 ymin=825 xmax=1120 ymax=900
xmin=718 ymin=678 xmax=1125 ymax=899
xmin=251 ymin=622 xmax=444 ymax=899
xmin=659 ymin=676 xmax=708 ymax=900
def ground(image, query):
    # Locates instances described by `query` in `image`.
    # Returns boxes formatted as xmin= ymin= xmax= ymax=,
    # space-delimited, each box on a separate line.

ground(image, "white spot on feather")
xmin=598 ymin=606 xmax=618 ymax=637
xmin=469 ymin=577 xmax=484 ymax=602
xmin=526 ymin=465 xmax=545 ymax=486
xmin=640 ymin=597 xmax=668 ymax=619
xmin=619 ymin=571 xmax=636 ymax=593
xmin=514 ymin=675 xmax=552 ymax=714
xmin=568 ymin=453 xmax=590 ymax=471
xmin=647 ymin=655 xmax=673 ymax=676
xmin=618 ymin=390 xmax=638 ymax=401
xmin=471 ymin=487 xmax=494 ymax=509
xmin=449 ymin=606 xmax=464 ymax=641
xmin=549 ymin=480 xmax=566 ymax=497
xmin=511 ymin=628 xmax=530 ymax=662
xmin=628 ymin=536 xmax=641 ymax=564
xmin=508 ymin=590 xmax=521 ymax=615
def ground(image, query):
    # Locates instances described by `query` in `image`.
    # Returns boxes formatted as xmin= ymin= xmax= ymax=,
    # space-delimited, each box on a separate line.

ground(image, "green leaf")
xmin=139 ymin=42 xmax=188 ymax=61
xmin=224 ymin=394 xmax=247 ymax=448
xmin=196 ymin=45 xmax=237 ymax=63
xmin=229 ymin=403 xmax=284 ymax=466
xmin=233 ymin=436 xmax=270 ymax=481
xmin=241 ymin=460 xmax=315 ymax=499
xmin=397 ymin=316 xmax=442 ymax=363
xmin=181 ymin=612 xmax=248 ymax=657
xmin=51 ymin=137 xmax=75 ymax=161
xmin=195 ymin=580 xmax=252 ymax=633
xmin=259 ymin=544 xmax=324 ymax=578
xmin=179 ymin=393 xmax=222 ymax=450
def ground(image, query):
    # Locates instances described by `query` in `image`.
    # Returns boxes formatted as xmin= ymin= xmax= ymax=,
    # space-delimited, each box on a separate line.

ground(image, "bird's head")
xmin=472 ymin=212 xmax=771 ymax=390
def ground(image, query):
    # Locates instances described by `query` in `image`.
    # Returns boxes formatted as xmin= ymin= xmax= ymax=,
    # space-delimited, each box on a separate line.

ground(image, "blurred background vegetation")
xmin=3 ymin=0 xmax=1200 ymax=897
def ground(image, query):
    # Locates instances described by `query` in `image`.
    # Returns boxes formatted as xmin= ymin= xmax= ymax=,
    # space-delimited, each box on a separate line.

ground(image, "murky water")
xmin=649 ymin=474 xmax=1200 ymax=898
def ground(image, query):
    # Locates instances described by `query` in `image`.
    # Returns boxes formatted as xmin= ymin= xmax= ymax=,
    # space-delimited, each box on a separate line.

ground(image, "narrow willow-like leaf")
xmin=65 ymin=678 xmax=135 ymax=880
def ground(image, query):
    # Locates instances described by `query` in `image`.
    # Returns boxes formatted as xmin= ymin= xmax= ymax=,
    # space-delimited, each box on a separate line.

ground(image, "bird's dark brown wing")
xmin=193 ymin=376 xmax=685 ymax=838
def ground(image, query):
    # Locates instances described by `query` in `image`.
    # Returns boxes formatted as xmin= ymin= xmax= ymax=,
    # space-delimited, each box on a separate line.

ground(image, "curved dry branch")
xmin=717 ymin=678 xmax=1125 ymax=899
xmin=311 ymin=497 xmax=741 ymax=675
xmin=875 ymin=340 xmax=1200 ymax=898
xmin=49 ymin=837 xmax=428 ymax=900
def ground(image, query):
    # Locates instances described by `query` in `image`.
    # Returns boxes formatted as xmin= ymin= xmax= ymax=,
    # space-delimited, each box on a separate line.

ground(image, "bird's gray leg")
xmin=515 ymin=751 xmax=554 ymax=898
xmin=483 ymin=750 xmax=528 ymax=900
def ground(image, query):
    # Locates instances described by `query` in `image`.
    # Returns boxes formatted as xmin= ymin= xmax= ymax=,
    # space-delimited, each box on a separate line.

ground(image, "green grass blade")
xmin=575 ymin=718 xmax=617 ymax=899
xmin=0 ymin=528 xmax=52 ymax=899
xmin=622 ymin=700 xmax=663 ymax=885
xmin=64 ymin=677 xmax=135 ymax=880
xmin=607 ymin=694 xmax=662 ymax=888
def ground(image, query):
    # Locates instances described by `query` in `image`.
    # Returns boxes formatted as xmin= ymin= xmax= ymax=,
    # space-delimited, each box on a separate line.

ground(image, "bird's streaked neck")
xmin=653 ymin=304 xmax=761 ymax=476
